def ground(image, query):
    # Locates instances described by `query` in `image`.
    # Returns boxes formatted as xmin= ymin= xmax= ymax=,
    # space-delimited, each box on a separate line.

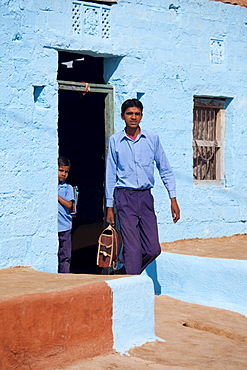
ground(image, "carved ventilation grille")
xmin=72 ymin=2 xmax=110 ymax=38
xmin=210 ymin=39 xmax=224 ymax=65
xmin=72 ymin=3 xmax=81 ymax=34
xmin=84 ymin=6 xmax=99 ymax=36
xmin=102 ymin=8 xmax=110 ymax=38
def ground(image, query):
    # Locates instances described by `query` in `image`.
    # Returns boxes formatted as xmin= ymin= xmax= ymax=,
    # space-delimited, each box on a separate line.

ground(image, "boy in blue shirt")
xmin=58 ymin=157 xmax=75 ymax=273
xmin=105 ymin=99 xmax=180 ymax=275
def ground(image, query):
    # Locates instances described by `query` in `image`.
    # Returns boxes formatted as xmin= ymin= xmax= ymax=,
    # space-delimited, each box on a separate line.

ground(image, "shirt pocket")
xmin=140 ymin=155 xmax=153 ymax=167
xmin=116 ymin=150 xmax=132 ymax=174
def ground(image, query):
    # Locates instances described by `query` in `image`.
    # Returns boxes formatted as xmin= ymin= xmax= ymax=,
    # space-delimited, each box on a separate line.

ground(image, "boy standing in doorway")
xmin=105 ymin=99 xmax=180 ymax=275
xmin=58 ymin=157 xmax=75 ymax=273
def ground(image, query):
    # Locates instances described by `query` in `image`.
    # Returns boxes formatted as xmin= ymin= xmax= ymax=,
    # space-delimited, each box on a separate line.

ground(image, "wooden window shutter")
xmin=193 ymin=97 xmax=225 ymax=181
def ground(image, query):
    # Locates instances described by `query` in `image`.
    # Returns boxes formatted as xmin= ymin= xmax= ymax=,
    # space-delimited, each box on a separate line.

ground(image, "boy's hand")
xmin=171 ymin=198 xmax=180 ymax=223
xmin=58 ymin=195 xmax=73 ymax=210
xmin=106 ymin=207 xmax=115 ymax=226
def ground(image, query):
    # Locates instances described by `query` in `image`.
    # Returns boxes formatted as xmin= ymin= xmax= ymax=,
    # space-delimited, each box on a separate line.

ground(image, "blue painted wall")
xmin=0 ymin=0 xmax=246 ymax=271
xmin=145 ymin=252 xmax=247 ymax=317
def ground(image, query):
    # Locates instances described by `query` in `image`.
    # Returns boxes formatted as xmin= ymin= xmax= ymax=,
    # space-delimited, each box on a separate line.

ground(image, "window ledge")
xmin=78 ymin=0 xmax=118 ymax=3
xmin=193 ymin=180 xmax=225 ymax=187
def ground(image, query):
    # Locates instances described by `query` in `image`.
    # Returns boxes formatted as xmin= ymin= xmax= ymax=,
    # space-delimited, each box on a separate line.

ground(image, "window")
xmin=193 ymin=97 xmax=226 ymax=182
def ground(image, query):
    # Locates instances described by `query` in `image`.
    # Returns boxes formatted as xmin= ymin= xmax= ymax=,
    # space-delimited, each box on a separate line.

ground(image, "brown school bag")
xmin=96 ymin=224 xmax=122 ymax=269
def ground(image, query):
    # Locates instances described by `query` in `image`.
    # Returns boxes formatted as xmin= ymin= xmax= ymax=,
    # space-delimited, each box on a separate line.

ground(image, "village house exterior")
xmin=0 ymin=0 xmax=247 ymax=272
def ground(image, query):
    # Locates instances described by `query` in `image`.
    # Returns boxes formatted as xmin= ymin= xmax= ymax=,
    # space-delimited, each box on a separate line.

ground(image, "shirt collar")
xmin=120 ymin=128 xmax=146 ymax=141
xmin=58 ymin=181 xmax=66 ymax=187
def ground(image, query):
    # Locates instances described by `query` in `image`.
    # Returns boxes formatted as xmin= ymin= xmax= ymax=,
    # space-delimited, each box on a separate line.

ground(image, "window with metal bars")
xmin=193 ymin=97 xmax=225 ymax=181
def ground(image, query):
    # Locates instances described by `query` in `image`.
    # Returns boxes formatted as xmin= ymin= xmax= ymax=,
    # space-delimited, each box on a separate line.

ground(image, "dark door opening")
xmin=58 ymin=52 xmax=113 ymax=274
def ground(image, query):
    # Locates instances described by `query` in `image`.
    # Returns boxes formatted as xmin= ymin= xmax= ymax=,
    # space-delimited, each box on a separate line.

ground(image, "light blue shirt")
xmin=105 ymin=129 xmax=176 ymax=207
xmin=58 ymin=182 xmax=75 ymax=232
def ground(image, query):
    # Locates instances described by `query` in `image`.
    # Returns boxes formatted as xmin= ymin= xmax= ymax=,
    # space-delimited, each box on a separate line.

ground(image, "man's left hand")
xmin=171 ymin=198 xmax=180 ymax=223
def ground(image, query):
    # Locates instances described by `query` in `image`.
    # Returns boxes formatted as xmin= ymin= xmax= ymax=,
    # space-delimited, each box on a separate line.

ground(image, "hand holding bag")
xmin=96 ymin=224 xmax=122 ymax=269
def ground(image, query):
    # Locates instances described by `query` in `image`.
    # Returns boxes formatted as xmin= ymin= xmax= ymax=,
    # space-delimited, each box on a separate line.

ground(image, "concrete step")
xmin=0 ymin=268 xmax=156 ymax=370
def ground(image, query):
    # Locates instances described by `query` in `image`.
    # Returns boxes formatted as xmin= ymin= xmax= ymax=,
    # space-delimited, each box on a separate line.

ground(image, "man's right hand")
xmin=106 ymin=207 xmax=115 ymax=226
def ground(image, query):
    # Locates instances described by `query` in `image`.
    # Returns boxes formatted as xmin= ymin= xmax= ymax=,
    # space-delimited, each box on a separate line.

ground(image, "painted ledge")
xmin=106 ymin=275 xmax=157 ymax=354
xmin=144 ymin=252 xmax=247 ymax=317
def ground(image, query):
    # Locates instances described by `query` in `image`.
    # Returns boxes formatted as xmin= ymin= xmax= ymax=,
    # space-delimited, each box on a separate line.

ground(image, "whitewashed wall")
xmin=0 ymin=0 xmax=246 ymax=271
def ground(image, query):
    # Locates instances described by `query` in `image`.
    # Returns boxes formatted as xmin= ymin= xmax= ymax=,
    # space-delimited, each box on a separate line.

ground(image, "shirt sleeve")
xmin=66 ymin=185 xmax=75 ymax=202
xmin=105 ymin=137 xmax=117 ymax=207
xmin=154 ymin=135 xmax=176 ymax=198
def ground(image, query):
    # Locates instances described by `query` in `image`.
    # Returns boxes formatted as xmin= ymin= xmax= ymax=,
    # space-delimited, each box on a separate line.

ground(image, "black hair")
xmin=121 ymin=98 xmax=143 ymax=115
xmin=58 ymin=156 xmax=71 ymax=167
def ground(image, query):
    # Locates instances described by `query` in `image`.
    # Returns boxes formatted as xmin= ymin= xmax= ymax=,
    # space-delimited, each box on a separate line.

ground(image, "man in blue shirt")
xmin=105 ymin=99 xmax=180 ymax=275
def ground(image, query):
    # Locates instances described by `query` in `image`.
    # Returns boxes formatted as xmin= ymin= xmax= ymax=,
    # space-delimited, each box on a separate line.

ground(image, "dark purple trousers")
xmin=58 ymin=230 xmax=72 ymax=273
xmin=115 ymin=189 xmax=161 ymax=275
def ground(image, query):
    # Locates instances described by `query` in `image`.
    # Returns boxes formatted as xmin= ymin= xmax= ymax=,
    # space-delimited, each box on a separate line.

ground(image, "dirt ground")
xmin=60 ymin=234 xmax=247 ymax=370
xmin=63 ymin=296 xmax=247 ymax=370
xmin=1 ymin=234 xmax=247 ymax=369
xmin=214 ymin=0 xmax=247 ymax=8
xmin=160 ymin=234 xmax=247 ymax=260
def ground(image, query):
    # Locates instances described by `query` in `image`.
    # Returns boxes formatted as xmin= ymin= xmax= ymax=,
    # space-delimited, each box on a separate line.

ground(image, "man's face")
xmin=121 ymin=107 xmax=143 ymax=130
xmin=58 ymin=166 xmax=70 ymax=183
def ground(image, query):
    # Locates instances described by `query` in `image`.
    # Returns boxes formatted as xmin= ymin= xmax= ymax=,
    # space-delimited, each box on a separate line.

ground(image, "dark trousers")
xmin=115 ymin=189 xmax=161 ymax=275
xmin=58 ymin=229 xmax=72 ymax=273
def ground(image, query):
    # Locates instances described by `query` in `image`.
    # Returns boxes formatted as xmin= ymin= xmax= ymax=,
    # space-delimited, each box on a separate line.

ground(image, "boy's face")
xmin=121 ymin=106 xmax=143 ymax=131
xmin=58 ymin=166 xmax=70 ymax=183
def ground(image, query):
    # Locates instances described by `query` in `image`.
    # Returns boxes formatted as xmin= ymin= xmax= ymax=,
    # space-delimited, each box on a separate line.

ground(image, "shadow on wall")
xmin=145 ymin=260 xmax=161 ymax=295
xmin=104 ymin=56 xmax=123 ymax=82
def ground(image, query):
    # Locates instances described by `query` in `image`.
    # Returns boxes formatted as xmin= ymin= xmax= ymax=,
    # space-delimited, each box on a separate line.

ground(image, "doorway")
xmin=57 ymin=52 xmax=114 ymax=273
